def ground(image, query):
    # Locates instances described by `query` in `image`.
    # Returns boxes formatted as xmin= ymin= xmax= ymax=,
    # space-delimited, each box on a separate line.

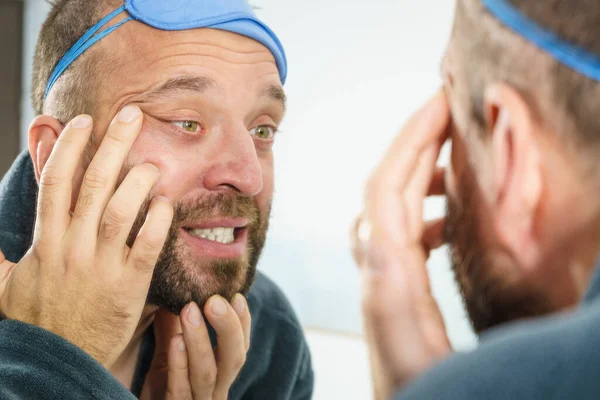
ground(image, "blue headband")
xmin=44 ymin=0 xmax=288 ymax=100
xmin=482 ymin=0 xmax=600 ymax=81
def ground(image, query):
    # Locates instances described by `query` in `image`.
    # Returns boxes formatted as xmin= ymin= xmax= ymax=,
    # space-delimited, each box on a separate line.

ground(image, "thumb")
xmin=0 ymin=249 xmax=16 ymax=298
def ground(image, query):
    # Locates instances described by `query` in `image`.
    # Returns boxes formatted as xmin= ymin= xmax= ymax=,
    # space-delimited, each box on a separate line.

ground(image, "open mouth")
xmin=180 ymin=220 xmax=249 ymax=259
xmin=184 ymin=226 xmax=245 ymax=245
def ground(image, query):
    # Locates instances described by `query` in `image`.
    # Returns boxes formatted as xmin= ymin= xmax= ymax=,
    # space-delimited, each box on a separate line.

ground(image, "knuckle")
xmin=233 ymin=352 xmax=247 ymax=371
xmin=362 ymin=292 xmax=393 ymax=323
xmin=37 ymin=195 xmax=54 ymax=220
xmin=73 ymin=193 xmax=93 ymax=219
xmin=198 ymin=369 xmax=217 ymax=388
xmin=137 ymin=234 xmax=164 ymax=254
xmin=132 ymin=241 xmax=161 ymax=270
xmin=99 ymin=219 xmax=122 ymax=241
xmin=82 ymin=167 xmax=107 ymax=190
xmin=104 ymin=204 xmax=131 ymax=225
xmin=104 ymin=130 xmax=127 ymax=146
xmin=99 ymin=205 xmax=133 ymax=240
xmin=166 ymin=388 xmax=192 ymax=400
xmin=39 ymin=165 xmax=62 ymax=190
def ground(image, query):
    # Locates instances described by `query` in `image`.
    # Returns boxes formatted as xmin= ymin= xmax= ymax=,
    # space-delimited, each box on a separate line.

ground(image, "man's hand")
xmin=0 ymin=107 xmax=173 ymax=368
xmin=140 ymin=294 xmax=251 ymax=400
xmin=351 ymin=91 xmax=452 ymax=399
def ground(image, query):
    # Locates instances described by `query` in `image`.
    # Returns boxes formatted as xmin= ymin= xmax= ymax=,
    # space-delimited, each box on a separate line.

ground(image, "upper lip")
xmin=183 ymin=218 xmax=249 ymax=230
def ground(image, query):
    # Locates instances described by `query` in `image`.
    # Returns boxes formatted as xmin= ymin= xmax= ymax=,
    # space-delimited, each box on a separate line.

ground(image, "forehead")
xmin=96 ymin=23 xmax=281 ymax=101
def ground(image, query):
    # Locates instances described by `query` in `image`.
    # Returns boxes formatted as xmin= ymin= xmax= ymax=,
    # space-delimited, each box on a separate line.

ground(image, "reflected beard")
xmin=127 ymin=193 xmax=269 ymax=315
xmin=444 ymin=163 xmax=553 ymax=334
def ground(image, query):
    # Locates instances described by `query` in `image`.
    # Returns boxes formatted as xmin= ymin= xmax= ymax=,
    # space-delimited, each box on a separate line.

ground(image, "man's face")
xmin=75 ymin=24 xmax=285 ymax=313
xmin=440 ymin=28 xmax=554 ymax=334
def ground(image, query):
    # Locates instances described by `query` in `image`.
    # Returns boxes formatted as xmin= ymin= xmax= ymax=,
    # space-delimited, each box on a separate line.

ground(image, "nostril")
xmin=218 ymin=183 xmax=241 ymax=193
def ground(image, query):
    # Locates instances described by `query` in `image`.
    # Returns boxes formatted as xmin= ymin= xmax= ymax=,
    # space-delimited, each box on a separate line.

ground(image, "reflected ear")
xmin=484 ymin=83 xmax=542 ymax=271
xmin=28 ymin=116 xmax=64 ymax=183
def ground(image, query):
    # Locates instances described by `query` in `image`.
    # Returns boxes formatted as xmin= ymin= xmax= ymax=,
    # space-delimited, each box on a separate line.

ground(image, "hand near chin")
xmin=140 ymin=294 xmax=251 ymax=400
xmin=0 ymin=106 xmax=173 ymax=368
xmin=351 ymin=90 xmax=453 ymax=399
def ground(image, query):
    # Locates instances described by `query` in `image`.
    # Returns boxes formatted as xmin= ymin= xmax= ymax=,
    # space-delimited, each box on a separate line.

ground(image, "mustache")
xmin=127 ymin=192 xmax=260 ymax=249
xmin=171 ymin=193 xmax=260 ymax=226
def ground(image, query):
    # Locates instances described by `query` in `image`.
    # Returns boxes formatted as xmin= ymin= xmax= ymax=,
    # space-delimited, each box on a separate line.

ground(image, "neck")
xmin=544 ymin=194 xmax=600 ymax=306
xmin=567 ymin=219 xmax=600 ymax=298
xmin=109 ymin=305 xmax=158 ymax=389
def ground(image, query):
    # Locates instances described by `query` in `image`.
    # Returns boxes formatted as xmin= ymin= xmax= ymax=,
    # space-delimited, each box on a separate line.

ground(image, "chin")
xmin=145 ymin=245 xmax=256 ymax=314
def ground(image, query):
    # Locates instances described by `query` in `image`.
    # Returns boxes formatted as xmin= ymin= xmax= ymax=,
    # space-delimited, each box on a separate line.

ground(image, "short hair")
xmin=32 ymin=0 xmax=117 ymax=123
xmin=456 ymin=0 xmax=600 ymax=157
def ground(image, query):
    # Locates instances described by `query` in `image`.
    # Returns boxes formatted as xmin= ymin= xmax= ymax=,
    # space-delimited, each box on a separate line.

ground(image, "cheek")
xmin=256 ymin=154 xmax=274 ymax=211
xmin=447 ymin=130 xmax=467 ymax=202
xmin=126 ymin=127 xmax=204 ymax=199
xmin=445 ymin=154 xmax=459 ymax=203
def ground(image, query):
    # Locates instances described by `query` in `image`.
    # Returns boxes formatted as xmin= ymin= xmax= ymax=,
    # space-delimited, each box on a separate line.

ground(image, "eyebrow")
xmin=139 ymin=75 xmax=287 ymax=112
xmin=264 ymin=84 xmax=287 ymax=112
xmin=140 ymin=76 xmax=219 ymax=100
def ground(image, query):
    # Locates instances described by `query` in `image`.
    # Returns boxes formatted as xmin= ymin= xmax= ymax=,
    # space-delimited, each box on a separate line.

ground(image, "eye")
xmin=250 ymin=125 xmax=276 ymax=140
xmin=172 ymin=121 xmax=201 ymax=133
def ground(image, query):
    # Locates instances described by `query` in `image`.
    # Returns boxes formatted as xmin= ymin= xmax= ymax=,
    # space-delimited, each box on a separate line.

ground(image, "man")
xmin=353 ymin=0 xmax=600 ymax=398
xmin=0 ymin=0 xmax=313 ymax=399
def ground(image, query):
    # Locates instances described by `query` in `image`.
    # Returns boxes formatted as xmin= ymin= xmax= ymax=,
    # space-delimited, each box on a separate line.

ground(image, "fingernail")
xmin=211 ymin=296 xmax=227 ymax=316
xmin=71 ymin=115 xmax=92 ymax=128
xmin=155 ymin=195 xmax=169 ymax=203
xmin=118 ymin=105 xmax=141 ymax=123
xmin=232 ymin=294 xmax=246 ymax=315
xmin=186 ymin=302 xmax=202 ymax=327
xmin=178 ymin=336 xmax=186 ymax=352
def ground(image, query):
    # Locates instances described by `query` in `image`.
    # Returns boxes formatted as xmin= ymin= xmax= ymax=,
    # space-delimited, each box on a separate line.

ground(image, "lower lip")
xmin=180 ymin=227 xmax=248 ymax=259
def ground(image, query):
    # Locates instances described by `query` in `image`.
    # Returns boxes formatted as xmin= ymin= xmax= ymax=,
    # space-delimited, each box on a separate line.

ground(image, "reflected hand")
xmin=351 ymin=90 xmax=452 ymax=399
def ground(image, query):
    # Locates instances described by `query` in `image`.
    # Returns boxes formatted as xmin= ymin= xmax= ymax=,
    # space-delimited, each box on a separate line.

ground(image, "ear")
xmin=484 ymin=83 xmax=542 ymax=272
xmin=28 ymin=116 xmax=64 ymax=183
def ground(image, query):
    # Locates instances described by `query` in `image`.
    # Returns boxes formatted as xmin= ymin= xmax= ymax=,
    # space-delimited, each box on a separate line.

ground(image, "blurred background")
xmin=1 ymin=0 xmax=476 ymax=398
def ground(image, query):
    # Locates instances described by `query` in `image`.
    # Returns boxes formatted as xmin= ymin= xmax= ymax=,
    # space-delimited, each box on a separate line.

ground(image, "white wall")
xmin=22 ymin=0 xmax=477 ymax=351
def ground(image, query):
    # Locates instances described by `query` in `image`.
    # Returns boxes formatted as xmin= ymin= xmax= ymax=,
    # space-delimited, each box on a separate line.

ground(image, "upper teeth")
xmin=189 ymin=227 xmax=235 ymax=244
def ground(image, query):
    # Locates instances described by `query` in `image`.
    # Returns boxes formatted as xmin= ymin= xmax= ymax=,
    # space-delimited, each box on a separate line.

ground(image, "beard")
xmin=444 ymin=162 xmax=553 ymax=334
xmin=126 ymin=192 xmax=269 ymax=315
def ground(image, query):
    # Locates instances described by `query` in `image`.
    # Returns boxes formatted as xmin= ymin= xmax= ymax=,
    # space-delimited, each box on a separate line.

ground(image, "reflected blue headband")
xmin=44 ymin=0 xmax=287 ymax=100
xmin=482 ymin=0 xmax=600 ymax=81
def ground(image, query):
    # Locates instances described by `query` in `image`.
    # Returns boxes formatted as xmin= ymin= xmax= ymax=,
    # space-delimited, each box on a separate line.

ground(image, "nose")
xmin=202 ymin=124 xmax=263 ymax=197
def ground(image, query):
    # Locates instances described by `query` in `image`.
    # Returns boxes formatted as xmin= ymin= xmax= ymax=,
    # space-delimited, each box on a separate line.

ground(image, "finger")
xmin=70 ymin=106 xmax=143 ymax=236
xmin=367 ymin=90 xmax=449 ymax=199
xmin=427 ymin=167 xmax=446 ymax=196
xmin=403 ymin=140 xmax=445 ymax=240
xmin=361 ymin=243 xmax=431 ymax=381
xmin=231 ymin=294 xmax=251 ymax=351
xmin=153 ymin=309 xmax=184 ymax=363
xmin=126 ymin=196 xmax=172 ymax=290
xmin=422 ymin=218 xmax=446 ymax=256
xmin=350 ymin=214 xmax=371 ymax=268
xmin=181 ymin=302 xmax=217 ymax=398
xmin=0 ymin=249 xmax=16 ymax=298
xmin=204 ymin=295 xmax=247 ymax=398
xmin=165 ymin=335 xmax=193 ymax=400
xmin=35 ymin=115 xmax=93 ymax=241
xmin=97 ymin=163 xmax=160 ymax=258
xmin=365 ymin=92 xmax=450 ymax=251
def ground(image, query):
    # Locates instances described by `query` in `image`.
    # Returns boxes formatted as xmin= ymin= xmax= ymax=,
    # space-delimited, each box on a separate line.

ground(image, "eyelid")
xmin=249 ymin=124 xmax=277 ymax=140
xmin=170 ymin=119 xmax=203 ymax=134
